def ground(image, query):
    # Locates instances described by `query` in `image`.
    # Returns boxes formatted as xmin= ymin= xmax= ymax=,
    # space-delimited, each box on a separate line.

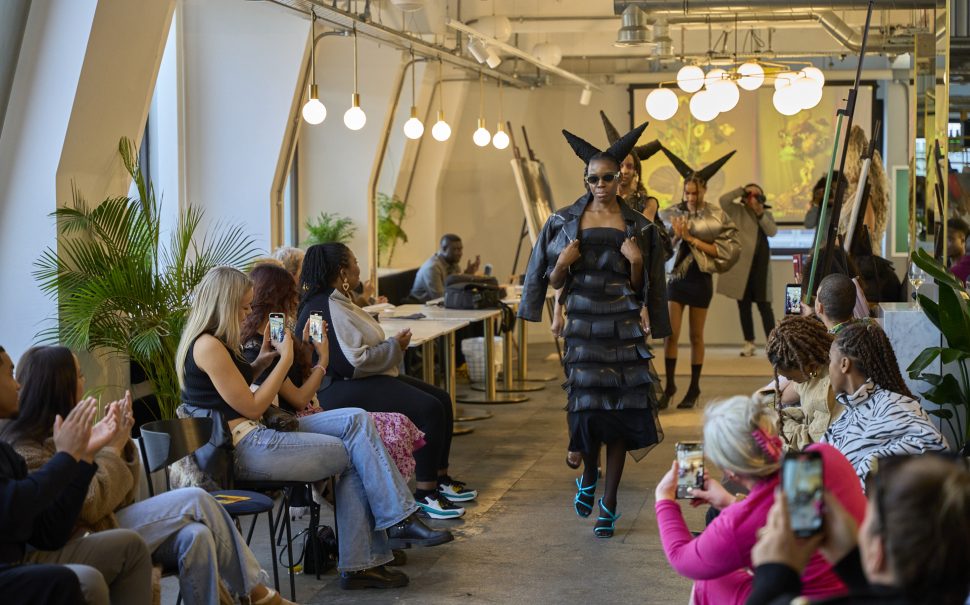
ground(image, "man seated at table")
xmin=410 ymin=234 xmax=481 ymax=303
xmin=947 ymin=217 xmax=970 ymax=284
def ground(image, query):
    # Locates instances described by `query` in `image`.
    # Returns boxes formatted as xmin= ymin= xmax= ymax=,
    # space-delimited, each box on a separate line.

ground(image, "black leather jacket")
xmin=518 ymin=192 xmax=672 ymax=339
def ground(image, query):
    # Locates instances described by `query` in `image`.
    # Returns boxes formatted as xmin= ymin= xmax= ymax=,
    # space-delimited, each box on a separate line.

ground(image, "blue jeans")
xmin=233 ymin=408 xmax=418 ymax=572
xmin=113 ymin=487 xmax=266 ymax=605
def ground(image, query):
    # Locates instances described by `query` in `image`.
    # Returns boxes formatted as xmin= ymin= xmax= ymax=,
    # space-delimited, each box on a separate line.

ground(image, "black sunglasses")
xmin=585 ymin=172 xmax=621 ymax=185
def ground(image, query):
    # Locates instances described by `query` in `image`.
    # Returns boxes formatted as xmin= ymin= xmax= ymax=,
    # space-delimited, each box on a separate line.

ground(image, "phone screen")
xmin=676 ymin=442 xmax=704 ymax=499
xmin=308 ymin=312 xmax=324 ymax=343
xmin=785 ymin=284 xmax=802 ymax=315
xmin=269 ymin=313 xmax=285 ymax=345
xmin=783 ymin=452 xmax=824 ymax=537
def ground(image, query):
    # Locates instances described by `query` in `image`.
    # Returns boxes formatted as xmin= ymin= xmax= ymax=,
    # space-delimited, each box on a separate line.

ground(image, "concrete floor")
xmin=162 ymin=345 xmax=769 ymax=605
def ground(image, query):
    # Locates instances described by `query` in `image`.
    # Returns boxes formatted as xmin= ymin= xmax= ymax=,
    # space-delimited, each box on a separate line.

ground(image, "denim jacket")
xmin=518 ymin=192 xmax=672 ymax=339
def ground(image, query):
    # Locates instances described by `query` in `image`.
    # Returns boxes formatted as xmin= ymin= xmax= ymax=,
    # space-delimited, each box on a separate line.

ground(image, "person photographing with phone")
xmin=749 ymin=453 xmax=970 ymax=605
xmin=653 ymin=396 xmax=866 ymax=605
xmin=716 ymin=183 xmax=778 ymax=358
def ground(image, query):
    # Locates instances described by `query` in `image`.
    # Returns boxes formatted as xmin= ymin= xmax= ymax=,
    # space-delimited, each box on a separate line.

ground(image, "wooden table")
xmin=387 ymin=305 xmax=528 ymax=405
xmin=378 ymin=315 xmax=477 ymax=434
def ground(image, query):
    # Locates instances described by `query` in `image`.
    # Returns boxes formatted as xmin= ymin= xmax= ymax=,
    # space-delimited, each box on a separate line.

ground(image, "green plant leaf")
xmin=912 ymin=248 xmax=967 ymax=291
xmin=919 ymin=373 xmax=965 ymax=405
xmin=927 ymin=408 xmax=955 ymax=420
xmin=917 ymin=293 xmax=941 ymax=328
xmin=941 ymin=348 xmax=970 ymax=364
xmin=937 ymin=284 xmax=970 ymax=349
xmin=907 ymin=346 xmax=942 ymax=378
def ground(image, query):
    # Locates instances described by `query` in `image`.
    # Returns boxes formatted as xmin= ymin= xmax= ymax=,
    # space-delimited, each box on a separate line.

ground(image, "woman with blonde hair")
xmin=176 ymin=266 xmax=451 ymax=590
xmin=654 ymin=396 xmax=866 ymax=605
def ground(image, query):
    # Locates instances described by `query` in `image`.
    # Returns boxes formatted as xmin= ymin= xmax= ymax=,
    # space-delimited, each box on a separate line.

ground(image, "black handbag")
xmin=443 ymin=274 xmax=504 ymax=309
xmin=292 ymin=525 xmax=338 ymax=574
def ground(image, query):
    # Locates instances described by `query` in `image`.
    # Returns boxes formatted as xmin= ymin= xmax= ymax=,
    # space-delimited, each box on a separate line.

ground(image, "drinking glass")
xmin=908 ymin=263 xmax=926 ymax=308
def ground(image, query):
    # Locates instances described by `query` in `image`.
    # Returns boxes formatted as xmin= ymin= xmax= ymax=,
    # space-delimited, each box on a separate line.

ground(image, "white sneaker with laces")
xmin=416 ymin=491 xmax=465 ymax=519
xmin=438 ymin=478 xmax=478 ymax=502
xmin=740 ymin=341 xmax=756 ymax=357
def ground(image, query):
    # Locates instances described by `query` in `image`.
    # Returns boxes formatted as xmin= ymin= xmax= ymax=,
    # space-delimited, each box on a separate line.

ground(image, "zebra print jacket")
xmin=822 ymin=380 xmax=948 ymax=488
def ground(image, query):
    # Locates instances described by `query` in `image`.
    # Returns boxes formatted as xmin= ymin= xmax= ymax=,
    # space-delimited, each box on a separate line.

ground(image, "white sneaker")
xmin=740 ymin=341 xmax=756 ymax=357
xmin=437 ymin=477 xmax=478 ymax=502
xmin=415 ymin=491 xmax=465 ymax=519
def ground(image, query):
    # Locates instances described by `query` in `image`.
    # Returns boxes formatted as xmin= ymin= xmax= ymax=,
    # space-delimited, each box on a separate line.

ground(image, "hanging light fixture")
xmin=645 ymin=87 xmax=678 ymax=121
xmin=431 ymin=59 xmax=451 ymax=142
xmin=736 ymin=61 xmax=765 ymax=91
xmin=689 ymin=90 xmax=719 ymax=122
xmin=677 ymin=65 xmax=705 ymax=93
xmin=343 ymin=25 xmax=366 ymax=130
xmin=579 ymin=86 xmax=592 ymax=106
xmin=301 ymin=11 xmax=327 ymax=125
xmin=492 ymin=80 xmax=510 ymax=150
xmin=472 ymin=73 xmax=491 ymax=147
xmin=402 ymin=51 xmax=424 ymax=139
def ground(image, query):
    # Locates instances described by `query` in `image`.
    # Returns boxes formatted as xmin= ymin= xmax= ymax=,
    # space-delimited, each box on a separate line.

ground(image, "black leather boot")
xmin=339 ymin=565 xmax=409 ymax=589
xmin=387 ymin=513 xmax=454 ymax=549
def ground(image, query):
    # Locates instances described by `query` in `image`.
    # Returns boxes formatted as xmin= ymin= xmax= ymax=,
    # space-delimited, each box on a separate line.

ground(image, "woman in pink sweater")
xmin=654 ymin=396 xmax=866 ymax=605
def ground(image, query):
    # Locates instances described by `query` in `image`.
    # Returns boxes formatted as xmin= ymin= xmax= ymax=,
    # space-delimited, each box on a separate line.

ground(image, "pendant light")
xmin=402 ymin=51 xmax=424 ymax=139
xmin=472 ymin=73 xmax=491 ymax=147
xmin=492 ymin=80 xmax=509 ymax=150
xmin=431 ymin=59 xmax=451 ymax=142
xmin=301 ymin=11 xmax=326 ymax=125
xmin=343 ymin=24 xmax=366 ymax=130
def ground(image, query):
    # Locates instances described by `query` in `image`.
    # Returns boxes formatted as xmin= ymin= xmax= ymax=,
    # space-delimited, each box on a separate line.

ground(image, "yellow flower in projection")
xmin=718 ymin=123 xmax=735 ymax=137
xmin=693 ymin=124 xmax=705 ymax=138
xmin=700 ymin=140 xmax=712 ymax=153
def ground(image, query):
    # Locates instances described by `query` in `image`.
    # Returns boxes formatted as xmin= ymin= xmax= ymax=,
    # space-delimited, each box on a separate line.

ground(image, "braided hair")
xmin=297 ymin=243 xmax=352 ymax=318
xmin=765 ymin=316 xmax=833 ymax=445
xmin=834 ymin=320 xmax=915 ymax=399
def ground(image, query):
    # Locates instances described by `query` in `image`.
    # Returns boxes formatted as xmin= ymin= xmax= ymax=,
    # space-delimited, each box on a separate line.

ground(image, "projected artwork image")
xmin=633 ymin=85 xmax=872 ymax=224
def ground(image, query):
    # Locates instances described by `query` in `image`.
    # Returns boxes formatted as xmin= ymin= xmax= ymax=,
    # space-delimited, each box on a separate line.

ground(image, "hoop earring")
xmin=342 ymin=280 xmax=350 ymax=293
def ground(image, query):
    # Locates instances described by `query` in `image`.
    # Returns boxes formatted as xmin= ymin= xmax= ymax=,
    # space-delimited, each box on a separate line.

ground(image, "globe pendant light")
xmin=736 ymin=61 xmax=765 ymax=91
xmin=645 ymin=87 xmax=678 ymax=121
xmin=492 ymin=80 xmax=509 ymax=150
xmin=689 ymin=90 xmax=719 ymax=122
xmin=704 ymin=68 xmax=727 ymax=89
xmin=431 ymin=59 xmax=451 ymax=142
xmin=677 ymin=64 xmax=704 ymax=93
xmin=402 ymin=51 xmax=423 ymax=139
xmin=709 ymin=79 xmax=740 ymax=112
xmin=472 ymin=73 xmax=491 ymax=147
xmin=301 ymin=11 xmax=326 ymax=125
xmin=343 ymin=25 xmax=366 ymax=130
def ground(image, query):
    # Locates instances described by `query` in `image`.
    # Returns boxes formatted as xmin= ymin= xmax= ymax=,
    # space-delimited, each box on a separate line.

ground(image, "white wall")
xmin=180 ymin=0 xmax=307 ymax=254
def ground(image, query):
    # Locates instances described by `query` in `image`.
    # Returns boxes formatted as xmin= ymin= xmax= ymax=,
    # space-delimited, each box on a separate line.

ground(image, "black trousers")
xmin=320 ymin=374 xmax=454 ymax=483
xmin=0 ymin=563 xmax=84 ymax=605
xmin=737 ymin=300 xmax=776 ymax=342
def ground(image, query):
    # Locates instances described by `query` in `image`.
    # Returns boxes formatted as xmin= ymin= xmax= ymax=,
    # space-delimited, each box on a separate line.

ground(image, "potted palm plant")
xmin=906 ymin=247 xmax=970 ymax=453
xmin=33 ymin=138 xmax=257 ymax=420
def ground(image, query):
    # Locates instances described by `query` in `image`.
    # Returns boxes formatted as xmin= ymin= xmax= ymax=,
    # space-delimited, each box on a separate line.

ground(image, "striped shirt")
xmin=821 ymin=380 xmax=948 ymax=487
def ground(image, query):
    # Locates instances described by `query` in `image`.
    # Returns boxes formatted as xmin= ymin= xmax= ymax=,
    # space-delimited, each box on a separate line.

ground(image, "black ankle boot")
xmin=663 ymin=357 xmax=677 ymax=400
xmin=677 ymin=364 xmax=703 ymax=409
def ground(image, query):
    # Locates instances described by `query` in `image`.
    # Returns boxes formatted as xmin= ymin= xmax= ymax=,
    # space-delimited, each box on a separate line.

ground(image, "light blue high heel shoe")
xmin=573 ymin=477 xmax=597 ymax=518
xmin=594 ymin=498 xmax=621 ymax=538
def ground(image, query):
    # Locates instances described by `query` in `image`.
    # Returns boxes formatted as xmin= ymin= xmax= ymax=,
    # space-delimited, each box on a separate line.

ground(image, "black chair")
xmin=138 ymin=418 xmax=290 ymax=598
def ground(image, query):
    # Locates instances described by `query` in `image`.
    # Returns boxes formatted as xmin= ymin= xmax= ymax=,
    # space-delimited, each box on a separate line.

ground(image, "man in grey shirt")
xmin=410 ymin=234 xmax=481 ymax=302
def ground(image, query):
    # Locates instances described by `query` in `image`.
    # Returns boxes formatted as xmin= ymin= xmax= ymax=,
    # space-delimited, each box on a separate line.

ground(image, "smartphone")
xmin=785 ymin=284 xmax=802 ymax=315
xmin=308 ymin=312 xmax=324 ymax=343
xmin=675 ymin=441 xmax=704 ymax=499
xmin=269 ymin=313 xmax=285 ymax=345
xmin=782 ymin=451 xmax=824 ymax=537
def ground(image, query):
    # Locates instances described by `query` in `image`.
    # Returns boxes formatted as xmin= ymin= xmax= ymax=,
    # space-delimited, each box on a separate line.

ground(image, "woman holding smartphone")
xmin=659 ymin=148 xmax=741 ymax=409
xmin=295 ymin=244 xmax=476 ymax=520
xmin=653 ymin=396 xmax=865 ymax=605
xmin=177 ymin=266 xmax=450 ymax=590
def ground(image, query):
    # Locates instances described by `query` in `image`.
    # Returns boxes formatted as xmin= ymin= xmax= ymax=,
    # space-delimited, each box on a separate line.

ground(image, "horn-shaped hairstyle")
xmin=661 ymin=145 xmax=737 ymax=186
xmin=599 ymin=111 xmax=662 ymax=161
xmin=562 ymin=121 xmax=650 ymax=166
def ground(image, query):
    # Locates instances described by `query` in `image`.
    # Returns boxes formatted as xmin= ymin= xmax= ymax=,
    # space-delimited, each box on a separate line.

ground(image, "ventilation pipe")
xmin=615 ymin=0 xmax=939 ymax=11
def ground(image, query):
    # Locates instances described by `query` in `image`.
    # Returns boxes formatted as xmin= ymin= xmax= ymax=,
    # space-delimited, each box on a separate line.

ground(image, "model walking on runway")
xmin=519 ymin=122 xmax=670 ymax=538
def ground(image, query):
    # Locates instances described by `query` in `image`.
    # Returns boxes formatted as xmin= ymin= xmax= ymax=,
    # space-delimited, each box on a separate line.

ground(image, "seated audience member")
xmin=765 ymin=316 xmax=840 ymax=450
xmin=0 ymin=345 xmax=153 ymax=605
xmin=822 ymin=321 xmax=948 ymax=486
xmin=654 ymin=396 xmax=866 ymax=605
xmin=409 ymin=234 xmax=481 ymax=302
xmin=802 ymin=273 xmax=858 ymax=333
xmin=2 ymin=346 xmax=296 ymax=605
xmin=748 ymin=453 xmax=970 ymax=605
xmin=296 ymin=244 xmax=477 ymax=519
xmin=241 ymin=263 xmax=424 ymax=480
xmin=272 ymin=246 xmax=305 ymax=284
xmin=946 ymin=218 xmax=970 ymax=284
xmin=177 ymin=266 xmax=449 ymax=590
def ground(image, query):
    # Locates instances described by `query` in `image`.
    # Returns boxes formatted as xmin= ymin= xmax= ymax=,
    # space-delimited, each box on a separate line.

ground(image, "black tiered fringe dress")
xmin=562 ymin=227 xmax=661 ymax=461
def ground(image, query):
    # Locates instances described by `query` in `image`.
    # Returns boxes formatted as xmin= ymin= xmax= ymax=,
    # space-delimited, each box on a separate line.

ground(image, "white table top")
xmin=387 ymin=304 xmax=502 ymax=322
xmin=378 ymin=317 xmax=470 ymax=347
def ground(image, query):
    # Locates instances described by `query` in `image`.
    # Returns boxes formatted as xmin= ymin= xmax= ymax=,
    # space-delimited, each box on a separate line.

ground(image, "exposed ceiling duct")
xmin=815 ymin=10 xmax=946 ymax=52
xmin=614 ymin=5 xmax=652 ymax=46
xmin=614 ymin=0 xmax=941 ymax=12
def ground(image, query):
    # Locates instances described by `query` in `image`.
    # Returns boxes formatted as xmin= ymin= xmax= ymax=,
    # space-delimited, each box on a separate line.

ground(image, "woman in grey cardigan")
xmin=716 ymin=184 xmax=778 ymax=357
